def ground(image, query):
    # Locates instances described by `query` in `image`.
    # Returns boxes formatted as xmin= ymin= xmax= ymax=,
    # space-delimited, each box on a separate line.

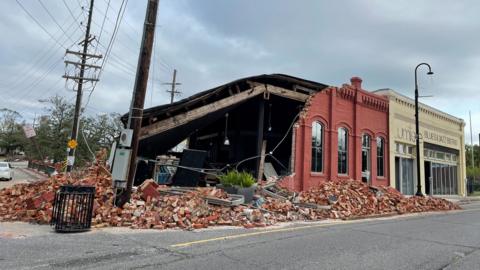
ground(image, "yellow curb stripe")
xmin=170 ymin=208 xmax=479 ymax=248
xmin=171 ymin=220 xmax=359 ymax=248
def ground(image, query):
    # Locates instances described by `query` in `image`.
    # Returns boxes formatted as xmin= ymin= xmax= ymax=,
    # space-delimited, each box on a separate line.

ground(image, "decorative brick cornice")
xmin=360 ymin=93 xmax=388 ymax=112
xmin=337 ymin=84 xmax=356 ymax=101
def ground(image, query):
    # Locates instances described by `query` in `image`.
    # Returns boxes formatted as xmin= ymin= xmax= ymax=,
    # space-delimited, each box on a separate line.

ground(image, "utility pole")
xmin=164 ymin=69 xmax=181 ymax=104
xmin=64 ymin=0 xmax=101 ymax=172
xmin=117 ymin=0 xmax=159 ymax=206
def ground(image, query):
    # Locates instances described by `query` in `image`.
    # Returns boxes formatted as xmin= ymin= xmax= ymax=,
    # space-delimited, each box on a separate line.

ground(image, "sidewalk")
xmin=20 ymin=167 xmax=49 ymax=181
xmin=436 ymin=195 xmax=480 ymax=205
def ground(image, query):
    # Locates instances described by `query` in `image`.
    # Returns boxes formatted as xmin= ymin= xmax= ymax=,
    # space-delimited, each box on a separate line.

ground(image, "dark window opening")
xmin=338 ymin=127 xmax=348 ymax=174
xmin=311 ymin=122 xmax=323 ymax=172
xmin=377 ymin=137 xmax=385 ymax=177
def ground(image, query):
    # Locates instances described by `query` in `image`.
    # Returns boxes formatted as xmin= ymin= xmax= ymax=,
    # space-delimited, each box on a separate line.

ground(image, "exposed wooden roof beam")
xmin=139 ymin=84 xmax=310 ymax=140
xmin=267 ymin=85 xmax=310 ymax=102
xmin=140 ymin=86 xmax=265 ymax=139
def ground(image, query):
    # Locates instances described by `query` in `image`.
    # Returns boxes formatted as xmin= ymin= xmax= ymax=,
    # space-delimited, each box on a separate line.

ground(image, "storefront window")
xmin=361 ymin=134 xmax=370 ymax=172
xmin=431 ymin=162 xmax=458 ymax=195
xmin=362 ymin=134 xmax=371 ymax=182
xmin=396 ymin=143 xmax=403 ymax=154
xmin=311 ymin=122 xmax=323 ymax=172
xmin=377 ymin=137 xmax=385 ymax=177
xmin=396 ymin=157 xmax=414 ymax=195
xmin=338 ymin=127 xmax=348 ymax=174
xmin=395 ymin=142 xmax=416 ymax=156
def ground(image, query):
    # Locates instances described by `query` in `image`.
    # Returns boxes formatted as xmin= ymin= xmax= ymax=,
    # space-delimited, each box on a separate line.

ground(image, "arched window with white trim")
xmin=338 ymin=127 xmax=348 ymax=174
xmin=311 ymin=122 xmax=323 ymax=172
xmin=377 ymin=137 xmax=385 ymax=177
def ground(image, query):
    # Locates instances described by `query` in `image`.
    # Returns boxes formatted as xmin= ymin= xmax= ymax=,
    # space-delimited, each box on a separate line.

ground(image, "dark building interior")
xmin=121 ymin=74 xmax=328 ymax=183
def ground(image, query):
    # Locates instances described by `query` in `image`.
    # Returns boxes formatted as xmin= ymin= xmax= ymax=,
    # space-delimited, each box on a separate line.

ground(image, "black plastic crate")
xmin=51 ymin=185 xmax=96 ymax=233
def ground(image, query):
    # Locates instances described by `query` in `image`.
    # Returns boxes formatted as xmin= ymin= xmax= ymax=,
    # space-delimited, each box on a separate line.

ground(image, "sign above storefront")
xmin=423 ymin=130 xmax=458 ymax=146
xmin=395 ymin=127 xmax=458 ymax=147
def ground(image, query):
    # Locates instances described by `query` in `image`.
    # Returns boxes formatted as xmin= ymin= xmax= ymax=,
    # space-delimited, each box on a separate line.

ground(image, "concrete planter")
xmin=216 ymin=184 xmax=237 ymax=195
xmin=217 ymin=184 xmax=257 ymax=203
xmin=235 ymin=184 xmax=257 ymax=203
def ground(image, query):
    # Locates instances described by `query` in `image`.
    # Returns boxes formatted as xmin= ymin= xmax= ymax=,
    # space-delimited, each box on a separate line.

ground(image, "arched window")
xmin=338 ymin=127 xmax=348 ymax=174
xmin=311 ymin=122 xmax=323 ymax=172
xmin=362 ymin=134 xmax=371 ymax=179
xmin=377 ymin=137 xmax=385 ymax=177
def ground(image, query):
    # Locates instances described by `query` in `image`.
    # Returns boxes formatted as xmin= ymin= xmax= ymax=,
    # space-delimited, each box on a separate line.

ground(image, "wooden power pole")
xmin=117 ymin=0 xmax=160 ymax=206
xmin=164 ymin=69 xmax=181 ymax=104
xmin=64 ymin=0 xmax=101 ymax=172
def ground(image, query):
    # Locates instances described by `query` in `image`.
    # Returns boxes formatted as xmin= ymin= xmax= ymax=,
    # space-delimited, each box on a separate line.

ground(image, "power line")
xmin=1 ymin=16 xmax=83 ymax=103
xmin=37 ymin=0 xmax=83 ymax=47
xmin=62 ymin=0 xmax=85 ymax=33
xmin=92 ymin=3 xmax=174 ymax=75
xmin=6 ymin=58 xmax=64 ymax=109
xmin=6 ymin=2 xmax=85 ymax=103
xmin=94 ymin=0 xmax=111 ymax=54
xmin=15 ymin=0 xmax=68 ymax=50
xmin=1 ymin=9 xmax=84 ymax=91
xmin=86 ymin=0 xmax=111 ymax=80
xmin=83 ymin=0 xmax=128 ymax=113
xmin=92 ymin=1 xmax=174 ymax=73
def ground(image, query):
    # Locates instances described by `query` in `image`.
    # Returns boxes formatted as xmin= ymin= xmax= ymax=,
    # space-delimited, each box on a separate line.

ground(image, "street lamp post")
xmin=414 ymin=63 xmax=434 ymax=196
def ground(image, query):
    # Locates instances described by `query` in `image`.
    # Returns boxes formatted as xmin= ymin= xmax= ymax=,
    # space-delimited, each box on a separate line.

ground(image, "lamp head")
xmin=427 ymin=71 xmax=434 ymax=75
xmin=224 ymin=137 xmax=230 ymax=146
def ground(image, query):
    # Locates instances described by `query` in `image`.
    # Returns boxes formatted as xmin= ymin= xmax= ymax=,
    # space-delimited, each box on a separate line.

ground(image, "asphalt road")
xmin=1 ymin=203 xmax=480 ymax=270
xmin=0 ymin=162 xmax=44 ymax=190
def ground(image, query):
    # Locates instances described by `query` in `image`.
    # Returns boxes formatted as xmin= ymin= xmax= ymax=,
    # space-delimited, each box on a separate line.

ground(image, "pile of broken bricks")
xmin=296 ymin=180 xmax=461 ymax=219
xmin=0 ymin=163 xmax=461 ymax=230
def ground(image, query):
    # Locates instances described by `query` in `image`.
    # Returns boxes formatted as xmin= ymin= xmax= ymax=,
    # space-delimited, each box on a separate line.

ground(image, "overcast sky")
xmin=1 ymin=0 xmax=479 ymax=143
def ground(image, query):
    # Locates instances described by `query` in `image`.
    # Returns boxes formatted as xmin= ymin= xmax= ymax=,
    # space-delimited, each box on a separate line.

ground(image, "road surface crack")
xmin=348 ymin=228 xmax=480 ymax=250
xmin=438 ymin=249 xmax=480 ymax=270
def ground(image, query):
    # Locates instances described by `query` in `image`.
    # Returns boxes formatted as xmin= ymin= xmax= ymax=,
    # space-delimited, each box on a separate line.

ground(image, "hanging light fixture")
xmin=224 ymin=113 xmax=230 ymax=145
xmin=268 ymin=103 xmax=272 ymax=131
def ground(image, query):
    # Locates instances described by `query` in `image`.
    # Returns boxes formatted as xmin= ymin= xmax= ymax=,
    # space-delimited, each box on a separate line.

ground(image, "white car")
xmin=0 ymin=162 xmax=13 ymax=181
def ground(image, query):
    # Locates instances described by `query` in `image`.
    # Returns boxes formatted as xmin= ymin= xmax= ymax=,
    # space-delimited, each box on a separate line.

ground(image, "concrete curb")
xmin=18 ymin=168 xmax=48 ymax=182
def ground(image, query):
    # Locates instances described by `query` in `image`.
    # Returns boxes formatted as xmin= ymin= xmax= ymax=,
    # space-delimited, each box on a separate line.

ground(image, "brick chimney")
xmin=350 ymin=76 xmax=362 ymax=90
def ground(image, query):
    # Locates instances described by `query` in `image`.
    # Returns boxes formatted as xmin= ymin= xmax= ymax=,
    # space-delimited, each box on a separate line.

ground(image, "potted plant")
xmin=218 ymin=170 xmax=257 ymax=203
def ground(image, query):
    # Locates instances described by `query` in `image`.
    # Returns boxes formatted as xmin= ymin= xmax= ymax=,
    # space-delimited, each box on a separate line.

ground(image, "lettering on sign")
xmin=396 ymin=127 xmax=416 ymax=143
xmin=395 ymin=127 xmax=458 ymax=146
xmin=423 ymin=130 xmax=457 ymax=146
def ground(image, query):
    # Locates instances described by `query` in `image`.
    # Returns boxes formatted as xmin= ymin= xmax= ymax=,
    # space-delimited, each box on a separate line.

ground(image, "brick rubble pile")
xmin=0 ymin=166 xmax=461 ymax=230
xmin=297 ymin=179 xmax=461 ymax=219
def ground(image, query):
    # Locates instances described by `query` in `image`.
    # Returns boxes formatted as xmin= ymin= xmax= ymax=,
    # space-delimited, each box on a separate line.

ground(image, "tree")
xmin=30 ymin=95 xmax=75 ymax=162
xmin=75 ymin=113 xmax=123 ymax=165
xmin=3 ymin=95 xmax=122 ymax=168
xmin=0 ymin=108 xmax=26 ymax=156
xmin=466 ymin=144 xmax=480 ymax=179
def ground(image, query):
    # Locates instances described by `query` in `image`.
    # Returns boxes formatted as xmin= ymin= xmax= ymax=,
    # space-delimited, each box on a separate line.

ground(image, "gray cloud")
xmin=0 ymin=0 xmax=479 ymax=142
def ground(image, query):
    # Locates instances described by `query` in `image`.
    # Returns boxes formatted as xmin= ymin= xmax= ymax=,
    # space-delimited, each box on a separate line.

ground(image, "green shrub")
xmin=218 ymin=170 xmax=256 ymax=188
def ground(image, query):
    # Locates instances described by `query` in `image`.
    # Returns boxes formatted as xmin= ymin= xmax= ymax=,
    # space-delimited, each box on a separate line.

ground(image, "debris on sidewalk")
xmin=0 ymin=163 xmax=461 ymax=230
xmin=295 ymin=180 xmax=461 ymax=219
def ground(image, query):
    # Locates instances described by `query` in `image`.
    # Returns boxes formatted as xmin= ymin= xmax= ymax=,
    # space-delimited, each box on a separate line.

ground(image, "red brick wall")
xmin=288 ymin=77 xmax=389 ymax=191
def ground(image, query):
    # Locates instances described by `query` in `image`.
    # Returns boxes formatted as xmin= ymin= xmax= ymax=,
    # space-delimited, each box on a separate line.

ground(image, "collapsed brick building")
xmin=124 ymin=74 xmax=390 ymax=192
